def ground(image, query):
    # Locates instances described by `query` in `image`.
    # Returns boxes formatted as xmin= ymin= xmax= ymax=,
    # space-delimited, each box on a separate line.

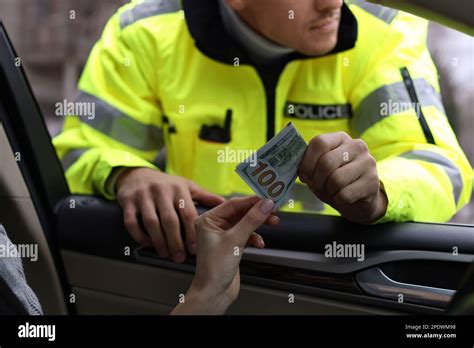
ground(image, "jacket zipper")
xmin=257 ymin=63 xmax=287 ymax=141
xmin=400 ymin=67 xmax=435 ymax=144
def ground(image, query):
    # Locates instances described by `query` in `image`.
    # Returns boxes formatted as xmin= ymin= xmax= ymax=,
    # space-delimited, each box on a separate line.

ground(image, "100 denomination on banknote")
xmin=236 ymin=123 xmax=307 ymax=207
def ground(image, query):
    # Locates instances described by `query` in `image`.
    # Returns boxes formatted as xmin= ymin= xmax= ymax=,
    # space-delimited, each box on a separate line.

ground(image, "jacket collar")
xmin=182 ymin=0 xmax=358 ymax=66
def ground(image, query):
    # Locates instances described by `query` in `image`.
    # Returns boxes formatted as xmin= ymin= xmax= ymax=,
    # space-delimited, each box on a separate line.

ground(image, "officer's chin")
xmin=299 ymin=35 xmax=338 ymax=57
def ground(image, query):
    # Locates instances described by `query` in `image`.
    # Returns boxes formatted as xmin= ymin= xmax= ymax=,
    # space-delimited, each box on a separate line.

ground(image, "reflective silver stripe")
xmin=77 ymin=91 xmax=164 ymax=151
xmin=61 ymin=149 xmax=87 ymax=172
xmin=400 ymin=150 xmax=463 ymax=205
xmin=347 ymin=0 xmax=398 ymax=24
xmin=120 ymin=0 xmax=181 ymax=29
xmin=351 ymin=79 xmax=445 ymax=137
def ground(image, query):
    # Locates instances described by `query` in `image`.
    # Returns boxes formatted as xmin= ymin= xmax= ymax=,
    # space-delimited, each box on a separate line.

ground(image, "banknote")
xmin=236 ymin=123 xmax=307 ymax=208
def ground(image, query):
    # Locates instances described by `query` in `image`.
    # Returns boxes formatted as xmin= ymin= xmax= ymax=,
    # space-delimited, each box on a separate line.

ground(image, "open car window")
xmin=0 ymin=0 xmax=473 ymax=325
xmin=1 ymin=1 xmax=472 ymax=225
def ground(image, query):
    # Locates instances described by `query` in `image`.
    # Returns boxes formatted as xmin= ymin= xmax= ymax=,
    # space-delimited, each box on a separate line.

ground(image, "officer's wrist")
xmin=115 ymin=167 xmax=150 ymax=193
xmin=370 ymin=181 xmax=388 ymax=223
xmin=106 ymin=167 xmax=128 ymax=196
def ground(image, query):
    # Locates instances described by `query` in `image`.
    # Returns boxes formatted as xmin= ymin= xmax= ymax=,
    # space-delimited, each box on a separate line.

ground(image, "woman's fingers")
xmin=246 ymin=232 xmax=265 ymax=249
xmin=264 ymin=215 xmax=280 ymax=226
xmin=231 ymin=199 xmax=275 ymax=245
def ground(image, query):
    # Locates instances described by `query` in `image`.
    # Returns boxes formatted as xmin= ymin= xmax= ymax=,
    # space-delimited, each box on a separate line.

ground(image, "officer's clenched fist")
xmin=116 ymin=168 xmax=225 ymax=263
xmin=298 ymin=132 xmax=387 ymax=223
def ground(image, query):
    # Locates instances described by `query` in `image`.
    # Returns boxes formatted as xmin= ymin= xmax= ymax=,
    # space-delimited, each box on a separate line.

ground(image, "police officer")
xmin=54 ymin=0 xmax=472 ymax=263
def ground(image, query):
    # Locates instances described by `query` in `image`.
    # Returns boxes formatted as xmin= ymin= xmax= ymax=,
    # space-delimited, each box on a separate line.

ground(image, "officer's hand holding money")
xmin=298 ymin=132 xmax=388 ymax=223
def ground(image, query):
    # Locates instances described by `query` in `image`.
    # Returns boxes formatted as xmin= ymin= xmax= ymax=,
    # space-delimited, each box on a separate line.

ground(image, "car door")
xmin=1 ymin=19 xmax=474 ymax=316
xmin=54 ymin=194 xmax=474 ymax=315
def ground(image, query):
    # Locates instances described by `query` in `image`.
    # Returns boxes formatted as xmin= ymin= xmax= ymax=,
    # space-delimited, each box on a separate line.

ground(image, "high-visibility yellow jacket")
xmin=53 ymin=0 xmax=473 ymax=222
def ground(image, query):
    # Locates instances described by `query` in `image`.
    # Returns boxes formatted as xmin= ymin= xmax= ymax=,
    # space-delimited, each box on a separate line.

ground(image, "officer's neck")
xmin=218 ymin=0 xmax=295 ymax=66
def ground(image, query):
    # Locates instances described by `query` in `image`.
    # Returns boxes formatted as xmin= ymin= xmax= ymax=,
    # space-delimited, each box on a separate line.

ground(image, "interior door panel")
xmin=56 ymin=195 xmax=474 ymax=315
xmin=62 ymin=250 xmax=401 ymax=315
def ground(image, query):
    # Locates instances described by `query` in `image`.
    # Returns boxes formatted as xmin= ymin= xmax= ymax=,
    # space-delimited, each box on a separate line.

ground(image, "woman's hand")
xmin=171 ymin=196 xmax=279 ymax=315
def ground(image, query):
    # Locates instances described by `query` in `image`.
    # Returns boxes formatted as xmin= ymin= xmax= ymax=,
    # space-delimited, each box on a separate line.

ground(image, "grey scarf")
xmin=218 ymin=0 xmax=295 ymax=65
xmin=0 ymin=224 xmax=43 ymax=315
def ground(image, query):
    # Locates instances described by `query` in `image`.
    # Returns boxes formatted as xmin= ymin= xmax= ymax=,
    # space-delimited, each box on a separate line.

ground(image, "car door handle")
xmin=356 ymin=267 xmax=456 ymax=308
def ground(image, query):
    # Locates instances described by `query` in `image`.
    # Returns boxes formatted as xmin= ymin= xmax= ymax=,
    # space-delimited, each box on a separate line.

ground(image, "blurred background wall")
xmin=0 ymin=0 xmax=473 ymax=223
xmin=0 ymin=0 xmax=128 ymax=134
